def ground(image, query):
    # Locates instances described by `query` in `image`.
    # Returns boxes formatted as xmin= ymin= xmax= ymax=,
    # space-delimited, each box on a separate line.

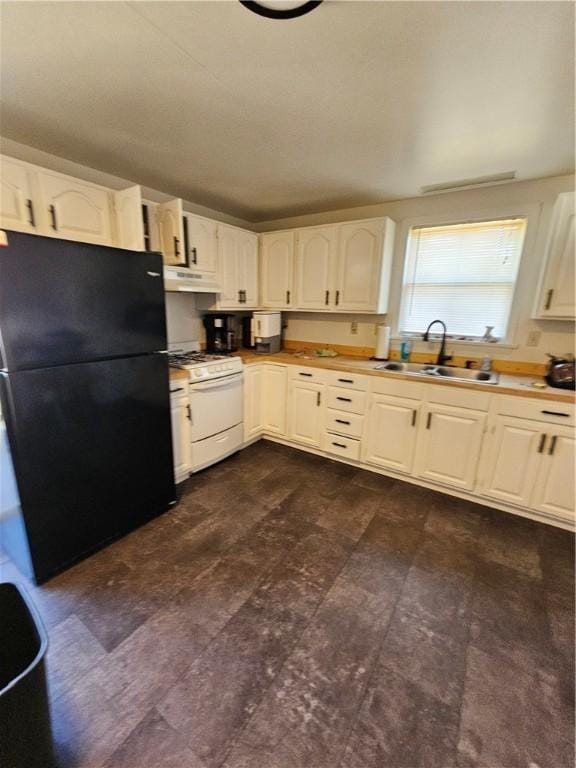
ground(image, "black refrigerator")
xmin=0 ymin=231 xmax=176 ymax=584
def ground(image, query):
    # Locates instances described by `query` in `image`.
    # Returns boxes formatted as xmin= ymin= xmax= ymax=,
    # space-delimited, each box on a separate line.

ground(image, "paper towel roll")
xmin=374 ymin=324 xmax=391 ymax=360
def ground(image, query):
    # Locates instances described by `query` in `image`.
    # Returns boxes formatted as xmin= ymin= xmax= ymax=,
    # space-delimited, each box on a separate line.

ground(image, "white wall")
xmin=165 ymin=293 xmax=203 ymax=345
xmin=258 ymin=174 xmax=575 ymax=362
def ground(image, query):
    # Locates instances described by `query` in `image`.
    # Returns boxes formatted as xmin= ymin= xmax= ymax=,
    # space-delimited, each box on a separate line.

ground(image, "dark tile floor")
xmin=1 ymin=441 xmax=574 ymax=768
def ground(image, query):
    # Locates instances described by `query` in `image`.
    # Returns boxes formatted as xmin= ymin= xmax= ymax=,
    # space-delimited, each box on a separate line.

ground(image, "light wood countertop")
xmin=234 ymin=350 xmax=576 ymax=404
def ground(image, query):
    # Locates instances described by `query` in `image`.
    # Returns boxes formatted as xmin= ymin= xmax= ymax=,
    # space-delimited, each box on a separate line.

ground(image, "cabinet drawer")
xmin=325 ymin=409 xmax=364 ymax=438
xmin=426 ymin=384 xmax=491 ymax=412
xmin=326 ymin=386 xmax=367 ymax=415
xmin=289 ymin=366 xmax=327 ymax=384
xmin=326 ymin=370 xmax=368 ymax=391
xmin=370 ymin=376 xmax=425 ymax=400
xmin=322 ymin=432 xmax=361 ymax=461
xmin=496 ymin=395 xmax=575 ymax=426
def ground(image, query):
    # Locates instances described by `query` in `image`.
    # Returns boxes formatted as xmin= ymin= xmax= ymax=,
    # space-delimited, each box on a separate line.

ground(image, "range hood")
xmin=163 ymin=266 xmax=221 ymax=293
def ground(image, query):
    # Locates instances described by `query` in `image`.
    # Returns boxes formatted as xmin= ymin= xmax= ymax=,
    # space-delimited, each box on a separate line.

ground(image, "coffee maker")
xmin=203 ymin=314 xmax=236 ymax=354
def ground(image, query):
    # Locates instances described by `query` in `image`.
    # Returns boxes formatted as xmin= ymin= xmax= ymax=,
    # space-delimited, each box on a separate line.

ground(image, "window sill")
xmin=393 ymin=336 xmax=519 ymax=351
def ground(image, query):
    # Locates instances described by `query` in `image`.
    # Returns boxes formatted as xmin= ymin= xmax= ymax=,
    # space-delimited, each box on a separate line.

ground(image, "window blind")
xmin=399 ymin=218 xmax=527 ymax=339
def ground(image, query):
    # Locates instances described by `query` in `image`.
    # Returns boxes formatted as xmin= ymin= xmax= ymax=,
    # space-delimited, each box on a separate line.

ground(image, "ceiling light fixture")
xmin=239 ymin=1 xmax=323 ymax=20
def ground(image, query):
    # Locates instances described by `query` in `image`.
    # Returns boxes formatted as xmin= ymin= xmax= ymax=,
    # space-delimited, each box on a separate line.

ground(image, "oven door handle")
xmin=190 ymin=374 xmax=243 ymax=392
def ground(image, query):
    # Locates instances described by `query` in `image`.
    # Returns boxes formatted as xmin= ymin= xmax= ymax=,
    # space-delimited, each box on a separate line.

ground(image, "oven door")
xmin=188 ymin=373 xmax=243 ymax=441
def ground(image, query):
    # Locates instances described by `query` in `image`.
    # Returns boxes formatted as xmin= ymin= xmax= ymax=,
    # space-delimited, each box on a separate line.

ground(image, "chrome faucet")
xmin=423 ymin=320 xmax=452 ymax=366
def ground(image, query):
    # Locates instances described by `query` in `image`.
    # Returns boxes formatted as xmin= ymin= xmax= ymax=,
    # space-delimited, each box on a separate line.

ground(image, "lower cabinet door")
xmin=479 ymin=416 xmax=543 ymax=507
xmin=415 ymin=404 xmax=486 ymax=491
xmin=262 ymin=364 xmax=287 ymax=435
xmin=170 ymin=392 xmax=191 ymax=483
xmin=244 ymin=365 xmax=264 ymax=440
xmin=531 ymin=428 xmax=575 ymax=523
xmin=288 ymin=382 xmax=323 ymax=447
xmin=364 ymin=395 xmax=419 ymax=475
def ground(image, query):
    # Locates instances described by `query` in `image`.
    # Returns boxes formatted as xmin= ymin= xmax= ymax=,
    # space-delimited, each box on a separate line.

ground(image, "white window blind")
xmin=399 ymin=218 xmax=527 ymax=339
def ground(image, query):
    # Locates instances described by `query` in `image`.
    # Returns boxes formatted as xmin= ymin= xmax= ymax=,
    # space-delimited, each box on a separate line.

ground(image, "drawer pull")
xmin=537 ymin=433 xmax=547 ymax=453
xmin=411 ymin=410 xmax=417 ymax=427
xmin=317 ymin=391 xmax=321 ymax=406
xmin=286 ymin=290 xmax=291 ymax=304
xmin=337 ymin=396 xmax=352 ymax=402
xmin=26 ymin=198 xmax=36 ymax=227
xmin=541 ymin=410 xmax=570 ymax=418
xmin=332 ymin=442 xmax=347 ymax=449
xmin=325 ymin=290 xmax=330 ymax=305
xmin=186 ymin=404 xmax=192 ymax=421
xmin=544 ymin=289 xmax=554 ymax=310
xmin=170 ymin=387 xmax=184 ymax=393
xmin=548 ymin=435 xmax=558 ymax=456
xmin=338 ymin=378 xmax=354 ymax=384
xmin=426 ymin=413 xmax=432 ymax=429
xmin=299 ymin=372 xmax=313 ymax=377
xmin=49 ymin=204 xmax=58 ymax=230
xmin=335 ymin=290 xmax=340 ymax=306
xmin=335 ymin=419 xmax=350 ymax=425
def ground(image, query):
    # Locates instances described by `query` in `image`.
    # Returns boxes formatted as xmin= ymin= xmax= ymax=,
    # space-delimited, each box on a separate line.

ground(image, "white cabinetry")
xmin=216 ymin=225 xmax=259 ymax=309
xmin=415 ymin=403 xmax=486 ymax=491
xmin=170 ymin=384 xmax=191 ymax=484
xmin=260 ymin=231 xmax=295 ymax=308
xmin=364 ymin=395 xmax=420 ymax=475
xmin=262 ymin=364 xmax=287 ymax=435
xmin=0 ymin=156 xmax=38 ymax=234
xmin=244 ymin=365 xmax=264 ymax=441
xmin=531 ymin=427 xmax=575 ymax=520
xmin=184 ymin=213 xmax=217 ymax=273
xmin=113 ymin=185 xmax=145 ymax=250
xmin=288 ymin=379 xmax=324 ymax=448
xmin=158 ymin=198 xmax=185 ymax=266
xmin=535 ymin=191 xmax=575 ymax=319
xmin=37 ymin=169 xmax=113 ymax=245
xmin=295 ymin=226 xmax=337 ymax=310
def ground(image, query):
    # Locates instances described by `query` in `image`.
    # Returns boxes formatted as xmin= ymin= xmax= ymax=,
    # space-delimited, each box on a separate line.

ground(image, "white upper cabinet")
xmin=260 ymin=231 xmax=295 ymax=308
xmin=295 ymin=226 xmax=337 ymax=310
xmin=0 ymin=156 xmax=38 ymax=234
xmin=157 ymin=198 xmax=185 ymax=266
xmin=37 ymin=169 xmax=113 ymax=245
xmin=336 ymin=219 xmax=394 ymax=312
xmin=184 ymin=213 xmax=217 ymax=273
xmin=215 ymin=225 xmax=258 ymax=309
xmin=113 ymin=185 xmax=145 ymax=251
xmin=535 ymin=191 xmax=575 ymax=319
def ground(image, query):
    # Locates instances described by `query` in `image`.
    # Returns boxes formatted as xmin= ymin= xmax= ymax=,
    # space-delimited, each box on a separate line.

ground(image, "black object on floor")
xmin=0 ymin=582 xmax=55 ymax=768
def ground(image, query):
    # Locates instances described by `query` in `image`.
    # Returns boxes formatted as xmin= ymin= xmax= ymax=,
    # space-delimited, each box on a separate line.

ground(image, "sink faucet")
xmin=423 ymin=320 xmax=452 ymax=366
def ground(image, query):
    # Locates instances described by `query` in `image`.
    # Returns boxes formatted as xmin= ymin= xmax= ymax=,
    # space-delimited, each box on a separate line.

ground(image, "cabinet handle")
xmin=174 ymin=236 xmax=180 ymax=258
xmin=335 ymin=419 xmax=350 ymax=425
xmin=238 ymin=290 xmax=243 ymax=303
xmin=537 ymin=433 xmax=547 ymax=453
xmin=325 ymin=290 xmax=330 ymax=305
xmin=335 ymin=290 xmax=340 ymax=306
xmin=26 ymin=199 xmax=36 ymax=227
xmin=332 ymin=442 xmax=347 ymax=449
xmin=242 ymin=290 xmax=247 ymax=303
xmin=541 ymin=410 xmax=570 ymax=418
xmin=186 ymin=404 xmax=192 ymax=422
xmin=411 ymin=410 xmax=417 ymax=427
xmin=170 ymin=387 xmax=184 ymax=393
xmin=337 ymin=396 xmax=352 ymax=402
xmin=191 ymin=247 xmax=197 ymax=265
xmin=338 ymin=378 xmax=353 ymax=384
xmin=548 ymin=435 xmax=558 ymax=455
xmin=544 ymin=289 xmax=554 ymax=310
xmin=49 ymin=204 xmax=58 ymax=230
xmin=299 ymin=372 xmax=313 ymax=377
xmin=286 ymin=290 xmax=291 ymax=304
xmin=317 ymin=391 xmax=321 ymax=406
xmin=426 ymin=413 xmax=432 ymax=429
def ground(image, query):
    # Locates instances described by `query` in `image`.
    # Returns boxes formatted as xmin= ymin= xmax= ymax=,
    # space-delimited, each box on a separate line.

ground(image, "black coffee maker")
xmin=203 ymin=314 xmax=236 ymax=354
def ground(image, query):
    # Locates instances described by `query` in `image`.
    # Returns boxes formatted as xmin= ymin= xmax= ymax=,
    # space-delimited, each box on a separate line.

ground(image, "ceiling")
xmin=1 ymin=1 xmax=574 ymax=222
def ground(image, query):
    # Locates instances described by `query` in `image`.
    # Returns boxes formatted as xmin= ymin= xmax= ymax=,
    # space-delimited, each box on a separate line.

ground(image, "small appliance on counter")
xmin=251 ymin=311 xmax=282 ymax=354
xmin=545 ymin=354 xmax=576 ymax=390
xmin=204 ymin=314 xmax=237 ymax=354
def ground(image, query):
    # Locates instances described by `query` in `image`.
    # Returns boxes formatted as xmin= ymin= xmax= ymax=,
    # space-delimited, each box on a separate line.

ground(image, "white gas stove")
xmin=168 ymin=342 xmax=244 ymax=473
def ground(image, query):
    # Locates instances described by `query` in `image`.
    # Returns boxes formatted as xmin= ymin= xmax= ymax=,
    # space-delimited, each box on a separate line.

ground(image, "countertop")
xmin=232 ymin=350 xmax=576 ymax=404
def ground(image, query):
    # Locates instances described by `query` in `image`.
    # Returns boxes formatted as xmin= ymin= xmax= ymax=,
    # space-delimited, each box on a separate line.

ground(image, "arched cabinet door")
xmin=295 ymin=226 xmax=337 ymax=309
xmin=37 ymin=170 xmax=113 ymax=245
xmin=0 ymin=156 xmax=38 ymax=234
xmin=336 ymin=220 xmax=384 ymax=311
xmin=261 ymin=231 xmax=295 ymax=308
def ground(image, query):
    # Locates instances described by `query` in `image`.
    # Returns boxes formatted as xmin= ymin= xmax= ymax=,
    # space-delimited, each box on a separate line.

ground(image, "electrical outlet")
xmin=526 ymin=330 xmax=541 ymax=347
xmin=350 ymin=320 xmax=358 ymax=335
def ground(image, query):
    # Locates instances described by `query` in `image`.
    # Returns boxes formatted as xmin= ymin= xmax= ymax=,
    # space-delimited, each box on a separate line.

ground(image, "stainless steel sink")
xmin=373 ymin=361 xmax=499 ymax=384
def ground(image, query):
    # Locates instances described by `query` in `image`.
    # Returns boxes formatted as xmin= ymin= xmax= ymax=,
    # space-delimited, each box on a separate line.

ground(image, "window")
xmin=399 ymin=217 xmax=527 ymax=340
